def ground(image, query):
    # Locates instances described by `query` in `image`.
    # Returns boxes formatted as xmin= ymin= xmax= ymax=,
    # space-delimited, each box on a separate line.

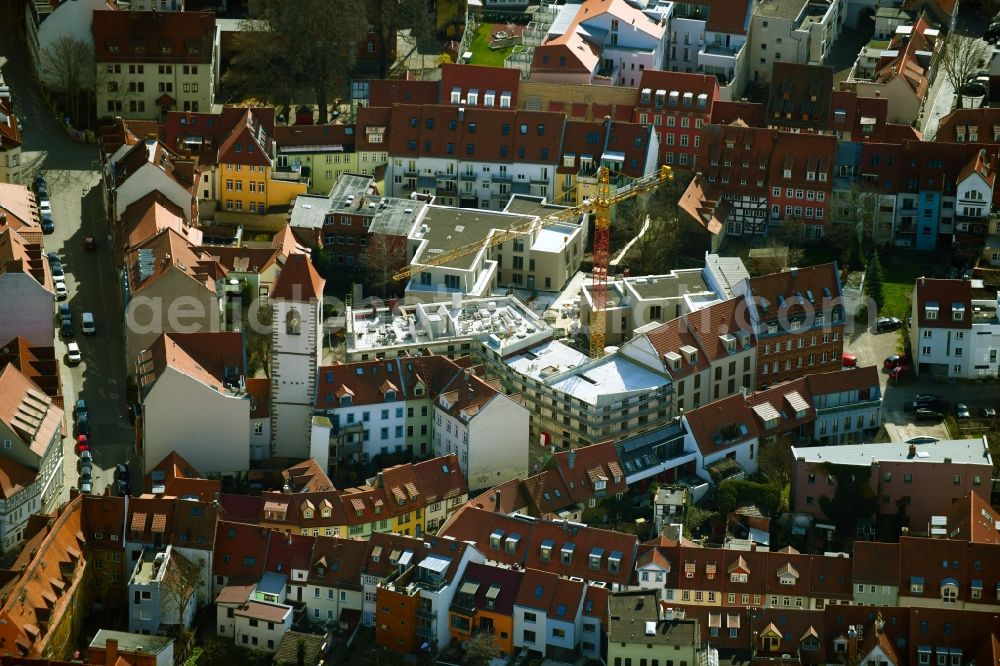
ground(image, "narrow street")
xmin=0 ymin=13 xmax=136 ymax=501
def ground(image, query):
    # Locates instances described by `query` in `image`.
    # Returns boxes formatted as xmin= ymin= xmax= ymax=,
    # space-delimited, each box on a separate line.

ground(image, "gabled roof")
xmin=637 ymin=70 xmax=718 ymax=115
xmin=81 ymin=494 xmax=127 ymax=551
xmin=282 ymin=459 xmax=334 ymax=494
xmin=147 ymin=451 xmax=220 ymax=502
xmin=0 ymin=183 xmax=40 ymax=230
xmin=216 ymin=108 xmax=274 ymax=167
xmin=0 ymin=457 xmax=37 ymax=500
xmin=213 ymin=520 xmax=270 ymax=578
xmin=945 ymin=492 xmax=1000 ymax=544
xmin=274 ymin=123 xmax=355 ymax=152
xmin=307 ymin=537 xmax=367 ymax=587
xmin=957 ymin=147 xmax=996 ymax=188
xmin=767 ymin=63 xmax=835 ymax=130
xmin=219 ymin=493 xmax=264 ymax=524
xmin=465 ymin=478 xmax=531 ymax=515
xmin=455 ymin=562 xmax=523 ymax=616
xmin=266 ymin=531 xmax=315 ymax=575
xmin=120 ymin=190 xmax=199 ymax=253
xmin=698 ymin=122 xmax=776 ymax=197
xmin=440 ymin=64 xmax=520 ymax=108
xmin=136 ymin=331 xmax=244 ymax=397
xmin=766 ymin=131 xmax=836 ymax=188
xmin=356 ymin=106 xmax=391 ymax=152
xmin=548 ymin=440 xmax=628 ymax=502
xmin=124 ymin=227 xmax=220 ymax=295
xmin=368 ymin=79 xmax=440 ymax=107
xmin=710 ymin=100 xmax=766 ymax=127
xmin=92 ymin=10 xmax=216 ymax=64
xmin=683 ymin=394 xmax=759 ymax=456
xmin=0 ymin=364 xmax=62 ymax=459
xmin=270 ymin=253 xmax=324 ymax=301
xmin=912 ymin=277 xmax=972 ymax=329
xmin=0 ymin=227 xmax=48 ymax=290
xmin=171 ymin=498 xmax=219 ymax=551
xmin=938 ymin=107 xmax=1000 ymax=143
xmin=746 ymin=263 xmax=842 ymax=320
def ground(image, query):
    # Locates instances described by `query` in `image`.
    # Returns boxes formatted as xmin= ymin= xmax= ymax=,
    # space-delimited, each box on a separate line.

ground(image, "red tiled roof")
xmin=683 ymin=394 xmax=759 ymax=456
xmin=270 ymin=253 xmax=324 ymax=300
xmin=702 ymin=0 xmax=752 ymax=34
xmin=548 ymin=441 xmax=628 ymax=502
xmin=711 ymin=100 xmax=766 ymax=127
xmin=213 ymin=520 xmax=270 ymax=578
xmin=147 ymin=450 xmax=220 ymax=502
xmin=81 ymin=494 xmax=126 ymax=551
xmin=356 ymin=106 xmax=391 ymax=152
xmin=137 ymin=331 xmax=244 ymax=396
xmin=281 ymin=459 xmax=334 ymax=494
xmin=0 ymin=337 xmax=61 ymax=401
xmin=945 ymin=492 xmax=1000 ymax=544
xmin=457 ymin=562 xmax=524 ymax=616
xmin=216 ymin=109 xmax=274 ymax=168
xmin=235 ymin=600 xmax=291 ymax=623
xmin=767 ymin=63 xmax=834 ymax=131
xmin=368 ymin=79 xmax=440 ymax=108
xmin=92 ymin=10 xmax=216 ymax=64
xmin=440 ymin=64 xmax=520 ymax=108
xmin=266 ymin=531 xmax=315 ymax=574
xmin=766 ymin=131 xmax=836 ymax=189
xmin=637 ymin=70 xmax=718 ymax=115
xmin=219 ymin=494 xmax=264 ymax=524
xmin=938 ymin=107 xmax=1000 ymax=143
xmin=747 ymin=263 xmax=842 ymax=317
xmin=912 ymin=277 xmax=972 ymax=329
xmin=246 ymin=377 xmax=271 ymax=420
xmin=464 ymin=478 xmax=530 ymax=514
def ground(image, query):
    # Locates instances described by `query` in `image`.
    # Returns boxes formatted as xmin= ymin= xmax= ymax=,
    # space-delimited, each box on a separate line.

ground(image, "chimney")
xmin=908 ymin=444 xmax=916 ymax=458
xmin=493 ymin=489 xmax=502 ymax=512
xmin=567 ymin=449 xmax=576 ymax=470
xmin=106 ymin=638 xmax=118 ymax=665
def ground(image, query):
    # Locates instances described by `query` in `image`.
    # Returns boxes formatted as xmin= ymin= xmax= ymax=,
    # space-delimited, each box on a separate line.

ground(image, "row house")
xmin=580 ymin=253 xmax=751 ymax=346
xmin=360 ymin=532 xmax=424 ymax=627
xmin=440 ymin=63 xmax=519 ymax=110
xmin=530 ymin=0 xmax=668 ymax=87
xmin=0 ymin=94 xmax=23 ymax=185
xmin=217 ymin=453 xmax=469 ymax=540
xmin=440 ymin=506 xmax=639 ymax=589
xmin=126 ymin=545 xmax=199 ymax=635
xmin=911 ymin=278 xmax=1000 ymax=378
xmin=665 ymin=0 xmax=753 ymax=101
xmin=106 ymin=137 xmax=199 ymax=224
xmin=312 ymin=356 xmax=529 ymax=488
xmin=354 ymin=106 xmax=391 ymax=183
xmin=288 ymin=172 xmax=425 ymax=272
xmin=0 ymin=458 xmax=44 ymax=554
xmin=0 ymin=217 xmax=55 ymax=348
xmin=375 ymin=536 xmax=484 ymax=653
xmin=732 ymin=262 xmax=845 ymax=385
xmin=92 ymin=10 xmax=218 ymax=120
xmin=384 ymin=103 xmax=564 ymax=209
xmin=767 ymin=132 xmax=836 ymax=238
xmin=750 ymin=1 xmax=846 ymax=85
xmin=448 ymin=562 xmax=523 ymax=658
xmin=631 ymin=69 xmax=719 ymax=169
xmin=116 ymin=190 xmax=201 ymax=272
xmin=82 ymin=495 xmax=129 ymax=613
xmin=512 ymin=568 xmax=586 ymax=661
xmin=608 ymin=591 xmax=700 ymax=666
xmin=145 ymin=451 xmax=220 ymax=502
xmin=791 ymin=437 xmax=993 ymax=532
xmin=163 ymin=107 xmax=307 ymax=216
xmin=273 ymin=124 xmax=357 ymax=196
xmin=0 ymin=365 xmax=64 ymax=513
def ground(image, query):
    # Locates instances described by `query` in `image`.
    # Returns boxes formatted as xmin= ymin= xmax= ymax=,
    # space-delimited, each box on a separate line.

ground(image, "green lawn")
xmin=468 ymin=24 xmax=515 ymax=67
xmin=879 ymin=259 xmax=926 ymax=320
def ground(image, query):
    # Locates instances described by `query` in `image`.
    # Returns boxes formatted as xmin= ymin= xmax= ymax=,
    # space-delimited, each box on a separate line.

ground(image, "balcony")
xmin=403 ymin=167 xmax=419 ymax=177
xmin=416 ymin=607 xmax=435 ymax=620
xmin=270 ymin=170 xmax=309 ymax=185
xmin=415 ymin=625 xmax=435 ymax=639
xmin=491 ymin=172 xmax=513 ymax=184
xmin=436 ymin=171 xmax=457 ymax=181
xmin=459 ymin=172 xmax=477 ymax=182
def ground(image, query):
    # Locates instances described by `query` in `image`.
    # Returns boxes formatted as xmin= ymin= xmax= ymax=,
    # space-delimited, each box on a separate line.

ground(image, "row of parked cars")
xmin=903 ymin=393 xmax=996 ymax=422
xmin=75 ymin=399 xmax=130 ymax=495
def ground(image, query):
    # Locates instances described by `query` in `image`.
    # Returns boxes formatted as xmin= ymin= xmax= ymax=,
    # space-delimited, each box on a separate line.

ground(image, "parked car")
xmin=78 ymin=450 xmax=92 ymax=465
xmin=66 ymin=341 xmax=81 ymax=365
xmin=34 ymin=173 xmax=46 ymax=192
xmin=915 ymin=408 xmax=944 ymax=422
xmin=955 ymin=403 xmax=972 ymax=419
xmin=889 ymin=365 xmax=908 ymax=380
xmin=60 ymin=318 xmax=73 ymax=338
xmin=54 ymin=279 xmax=67 ymax=300
xmin=75 ymin=436 xmax=89 ymax=454
xmin=960 ymin=81 xmax=987 ymax=97
xmin=874 ymin=317 xmax=902 ymax=333
xmin=115 ymin=462 xmax=128 ymax=479
xmin=76 ymin=411 xmax=90 ymax=437
xmin=884 ymin=353 xmax=907 ymax=370
xmin=842 ymin=353 xmax=858 ymax=367
xmin=41 ymin=210 xmax=53 ymax=234
xmin=45 ymin=251 xmax=59 ymax=263
xmin=58 ymin=302 xmax=71 ymax=322
xmin=81 ymin=312 xmax=95 ymax=335
xmin=983 ymin=407 xmax=997 ymax=418
xmin=906 ymin=397 xmax=948 ymax=412
xmin=36 ymin=181 xmax=48 ymax=200
xmin=50 ymin=261 xmax=64 ymax=278
xmin=79 ymin=465 xmax=92 ymax=483
xmin=75 ymin=398 xmax=87 ymax=419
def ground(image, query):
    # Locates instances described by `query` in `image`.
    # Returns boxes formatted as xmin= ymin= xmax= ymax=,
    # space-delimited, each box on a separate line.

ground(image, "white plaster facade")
xmin=749 ymin=0 xmax=846 ymax=84
xmin=112 ymin=157 xmax=194 ymax=222
xmin=667 ymin=14 xmax=750 ymax=101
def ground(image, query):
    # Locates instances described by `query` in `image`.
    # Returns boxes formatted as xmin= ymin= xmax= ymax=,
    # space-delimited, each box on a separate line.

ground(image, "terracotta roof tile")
xmin=0 ymin=365 xmax=63 ymax=459
xmin=213 ymin=520 xmax=270 ymax=578
xmin=271 ymin=253 xmax=324 ymax=300
xmin=368 ymin=79 xmax=440 ymax=107
xmin=440 ymin=64 xmax=520 ymax=108
xmin=92 ymin=10 xmax=216 ymax=64
xmin=137 ymin=332 xmax=244 ymax=396
xmin=913 ymin=277 xmax=972 ymax=329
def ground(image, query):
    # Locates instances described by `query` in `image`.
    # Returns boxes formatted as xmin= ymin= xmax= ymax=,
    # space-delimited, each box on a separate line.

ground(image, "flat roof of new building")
xmin=290 ymin=173 xmax=424 ymax=236
xmin=792 ymin=438 xmax=991 ymax=466
xmin=412 ymin=206 xmax=536 ymax=271
xmin=347 ymin=295 xmax=552 ymax=357
xmin=532 ymin=224 xmax=579 ymax=253
xmin=91 ymin=630 xmax=173 ymax=655
xmin=502 ymin=194 xmax=575 ymax=218
xmin=754 ymin=0 xmax=811 ymax=19
xmin=506 ymin=339 xmax=668 ymax=405
xmin=608 ymin=592 xmax=698 ymax=646
xmin=627 ymin=271 xmax=710 ymax=300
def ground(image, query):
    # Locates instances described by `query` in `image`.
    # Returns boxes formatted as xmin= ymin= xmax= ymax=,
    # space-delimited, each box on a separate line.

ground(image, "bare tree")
xmin=938 ymin=34 xmax=990 ymax=110
xmin=242 ymin=285 xmax=273 ymax=376
xmin=464 ymin=630 xmax=502 ymax=666
xmin=39 ymin=36 xmax=95 ymax=126
xmin=160 ymin=550 xmax=204 ymax=636
xmin=363 ymin=233 xmax=405 ymax=297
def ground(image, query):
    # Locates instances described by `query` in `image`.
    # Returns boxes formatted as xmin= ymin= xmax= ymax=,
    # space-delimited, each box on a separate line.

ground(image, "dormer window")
xmin=560 ymin=543 xmax=575 ymax=565
xmin=941 ymin=578 xmax=959 ymax=604
xmin=384 ymin=390 xmax=396 ymax=401
xmin=911 ymin=576 xmax=924 ymax=594
xmin=490 ymin=529 xmax=503 ymax=550
xmin=340 ymin=395 xmax=352 ymax=407
xmin=926 ymin=304 xmax=939 ymax=320
xmin=540 ymin=540 xmax=553 ymax=561
xmin=505 ymin=534 xmax=520 ymax=555
xmin=952 ymin=304 xmax=965 ymax=321
xmin=608 ymin=551 xmax=622 ymax=574
xmin=303 ymin=509 xmax=314 ymax=519
xmin=589 ymin=548 xmax=604 ymax=571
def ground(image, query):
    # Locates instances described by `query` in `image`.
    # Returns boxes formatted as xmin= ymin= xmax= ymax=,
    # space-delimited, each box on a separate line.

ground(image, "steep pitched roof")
xmin=213 ymin=520 xmax=270 ymax=578
xmin=136 ymin=331 xmax=244 ymax=396
xmin=0 ymin=364 xmax=62 ymax=459
xmin=368 ymin=79 xmax=440 ymax=107
xmin=767 ymin=63 xmax=834 ymax=130
xmin=456 ymin=562 xmax=524 ymax=616
xmin=124 ymin=226 xmax=220 ymax=295
xmin=216 ymin=108 xmax=274 ymax=167
xmin=281 ymin=459 xmax=334 ymax=494
xmin=746 ymin=263 xmax=842 ymax=318
xmin=147 ymin=451 xmax=220 ymax=502
xmin=440 ymin=64 xmax=520 ymax=108
xmin=0 ymin=227 xmax=48 ymax=289
xmin=0 ymin=457 xmax=37 ymax=500
xmin=912 ymin=277 xmax=972 ymax=329
xmin=270 ymin=253 xmax=324 ymax=300
xmin=683 ymin=394 xmax=759 ymax=456
xmin=548 ymin=440 xmax=628 ymax=502
xmin=120 ymin=190 xmax=198 ymax=253
xmin=92 ymin=10 xmax=216 ymax=64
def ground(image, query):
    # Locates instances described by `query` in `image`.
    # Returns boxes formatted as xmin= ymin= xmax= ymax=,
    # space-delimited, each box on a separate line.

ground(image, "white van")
xmin=81 ymin=312 xmax=95 ymax=335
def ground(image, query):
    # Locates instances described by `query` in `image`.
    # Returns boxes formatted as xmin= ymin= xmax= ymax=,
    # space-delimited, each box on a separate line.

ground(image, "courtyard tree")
xmin=938 ymin=34 xmax=990 ymax=110
xmin=367 ymin=0 xmax=437 ymax=78
xmin=464 ymin=631 xmax=502 ymax=666
xmin=864 ymin=251 xmax=885 ymax=316
xmin=161 ymin=551 xmax=203 ymax=637
xmin=39 ymin=36 xmax=95 ymax=126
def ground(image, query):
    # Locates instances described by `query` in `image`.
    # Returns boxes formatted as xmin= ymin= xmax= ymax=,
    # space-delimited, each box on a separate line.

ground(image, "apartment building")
xmin=401 ymin=199 xmax=587 ymax=300
xmin=750 ymin=0 xmax=846 ymax=85
xmin=92 ymin=10 xmax=218 ymax=120
xmin=632 ymin=70 xmax=718 ymax=168
xmin=732 ymin=263 xmax=845 ymax=385
xmin=580 ymin=253 xmax=749 ymax=346
xmin=288 ymin=172 xmax=425 ymax=271
xmin=845 ymin=14 xmax=940 ymax=125
xmin=107 ymin=138 xmax=199 ymax=222
xmin=512 ymin=569 xmax=586 ymax=661
xmin=136 ymin=332 xmax=251 ymax=476
xmin=385 ymin=104 xmax=563 ymax=209
xmin=910 ymin=278 xmax=1000 ymax=378
xmin=792 ymin=438 xmax=993 ymax=530
xmin=619 ymin=296 xmax=756 ymax=412
xmin=312 ymin=355 xmax=529 ymax=489
xmin=665 ymin=0 xmax=753 ymax=100
xmin=273 ymin=124 xmax=357 ymax=196
xmin=530 ymin=0 xmax=668 ymax=86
